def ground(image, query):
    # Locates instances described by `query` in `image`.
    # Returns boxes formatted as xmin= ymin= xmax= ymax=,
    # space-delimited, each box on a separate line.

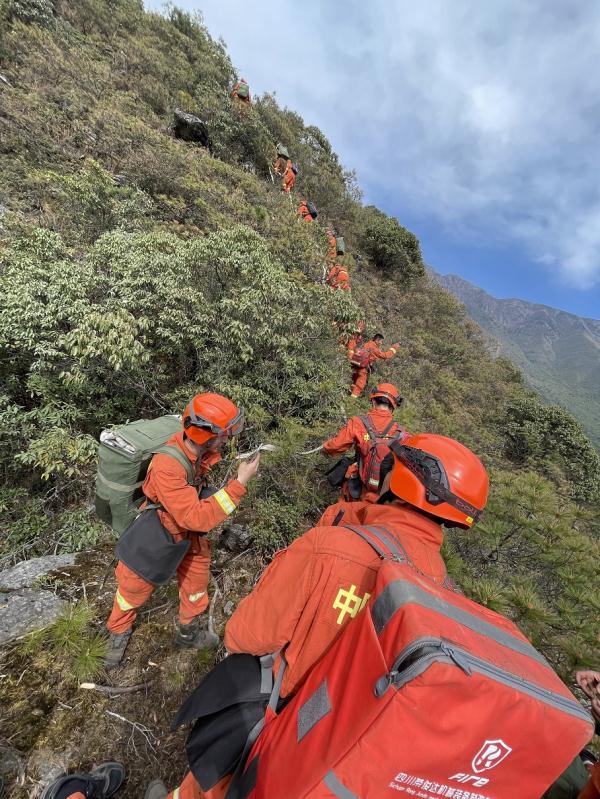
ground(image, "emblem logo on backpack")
xmin=472 ymin=739 xmax=512 ymax=773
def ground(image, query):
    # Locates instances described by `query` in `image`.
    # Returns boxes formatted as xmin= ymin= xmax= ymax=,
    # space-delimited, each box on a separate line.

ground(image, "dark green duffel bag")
xmin=95 ymin=415 xmax=193 ymax=534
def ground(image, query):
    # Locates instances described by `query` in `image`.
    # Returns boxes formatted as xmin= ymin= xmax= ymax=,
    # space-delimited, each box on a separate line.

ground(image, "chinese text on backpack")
xmin=358 ymin=416 xmax=406 ymax=492
xmin=95 ymin=416 xmax=193 ymax=534
xmin=240 ymin=525 xmax=593 ymax=799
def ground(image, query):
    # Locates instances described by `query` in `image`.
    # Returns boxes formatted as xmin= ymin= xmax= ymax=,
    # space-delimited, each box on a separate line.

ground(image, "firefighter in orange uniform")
xmin=282 ymin=160 xmax=297 ymax=194
xmin=230 ymin=77 xmax=251 ymax=104
xmin=103 ymin=393 xmax=260 ymax=668
xmin=326 ymin=227 xmax=337 ymax=262
xmin=297 ymin=199 xmax=317 ymax=221
xmin=345 ymin=321 xmax=365 ymax=359
xmin=323 ymin=383 xmax=407 ymax=502
xmin=350 ymin=332 xmax=399 ymax=398
xmin=325 ymin=262 xmax=350 ymax=291
xmin=153 ymin=434 xmax=488 ymax=799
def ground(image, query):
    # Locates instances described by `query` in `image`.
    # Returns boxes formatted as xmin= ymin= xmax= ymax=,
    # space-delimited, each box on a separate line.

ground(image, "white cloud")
xmin=146 ymin=0 xmax=600 ymax=288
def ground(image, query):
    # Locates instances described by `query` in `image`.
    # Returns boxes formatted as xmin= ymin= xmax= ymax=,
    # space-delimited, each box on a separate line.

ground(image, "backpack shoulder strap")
xmin=359 ymin=415 xmax=376 ymax=440
xmin=154 ymin=444 xmax=195 ymax=485
xmin=342 ymin=524 xmax=410 ymax=563
xmin=380 ymin=419 xmax=397 ymax=438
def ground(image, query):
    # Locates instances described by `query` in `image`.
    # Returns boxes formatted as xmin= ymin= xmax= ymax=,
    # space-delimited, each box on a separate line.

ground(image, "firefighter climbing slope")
xmin=103 ymin=393 xmax=259 ymax=668
xmin=323 ymin=383 xmax=408 ymax=502
xmin=282 ymin=159 xmax=298 ymax=194
xmin=230 ymin=77 xmax=251 ymax=105
xmin=350 ymin=332 xmax=400 ymax=398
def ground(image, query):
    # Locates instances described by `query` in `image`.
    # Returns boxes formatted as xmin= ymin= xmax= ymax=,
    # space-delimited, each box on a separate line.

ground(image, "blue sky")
xmin=146 ymin=0 xmax=600 ymax=319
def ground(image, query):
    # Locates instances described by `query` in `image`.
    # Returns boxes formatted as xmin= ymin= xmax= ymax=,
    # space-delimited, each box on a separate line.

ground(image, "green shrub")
xmin=361 ymin=206 xmax=425 ymax=284
xmin=505 ymin=396 xmax=600 ymax=503
xmin=6 ymin=0 xmax=55 ymax=26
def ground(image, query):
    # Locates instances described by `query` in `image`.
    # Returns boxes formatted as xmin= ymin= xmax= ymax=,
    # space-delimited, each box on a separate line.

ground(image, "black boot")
xmin=103 ymin=629 xmax=132 ymax=668
xmin=41 ymin=762 xmax=125 ymax=799
xmin=175 ymin=617 xmax=219 ymax=650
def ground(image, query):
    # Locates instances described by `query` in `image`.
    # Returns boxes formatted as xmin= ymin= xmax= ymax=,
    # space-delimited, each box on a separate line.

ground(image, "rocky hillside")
xmin=434 ymin=271 xmax=600 ymax=448
xmin=0 ymin=0 xmax=598 ymax=795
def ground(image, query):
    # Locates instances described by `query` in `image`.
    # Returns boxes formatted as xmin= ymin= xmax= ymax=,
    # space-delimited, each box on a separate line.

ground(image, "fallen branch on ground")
xmin=80 ymin=680 xmax=154 ymax=695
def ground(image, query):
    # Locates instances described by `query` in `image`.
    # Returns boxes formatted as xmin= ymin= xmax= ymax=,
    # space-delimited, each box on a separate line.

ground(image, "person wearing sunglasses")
xmin=104 ymin=393 xmax=259 ymax=668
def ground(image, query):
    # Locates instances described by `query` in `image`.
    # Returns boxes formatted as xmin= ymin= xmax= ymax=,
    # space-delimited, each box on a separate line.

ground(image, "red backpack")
xmin=235 ymin=525 xmax=594 ymax=799
xmin=349 ymin=346 xmax=372 ymax=368
xmin=358 ymin=415 xmax=407 ymax=492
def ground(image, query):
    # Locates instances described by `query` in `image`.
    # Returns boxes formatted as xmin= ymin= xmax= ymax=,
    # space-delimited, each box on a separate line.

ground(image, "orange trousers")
xmin=350 ymin=367 xmax=369 ymax=397
xmin=106 ymin=551 xmax=210 ymax=634
xmin=168 ymin=771 xmax=230 ymax=799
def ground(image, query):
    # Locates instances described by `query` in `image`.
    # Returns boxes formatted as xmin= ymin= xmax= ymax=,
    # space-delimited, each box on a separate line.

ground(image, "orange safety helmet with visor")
xmin=370 ymin=383 xmax=403 ymax=409
xmin=387 ymin=434 xmax=489 ymax=529
xmin=182 ymin=393 xmax=245 ymax=446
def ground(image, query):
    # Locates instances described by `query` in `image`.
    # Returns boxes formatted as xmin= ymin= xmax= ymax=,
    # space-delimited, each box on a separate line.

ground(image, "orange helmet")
xmin=388 ymin=434 xmax=488 ymax=528
xmin=370 ymin=383 xmax=403 ymax=408
xmin=182 ymin=393 xmax=245 ymax=446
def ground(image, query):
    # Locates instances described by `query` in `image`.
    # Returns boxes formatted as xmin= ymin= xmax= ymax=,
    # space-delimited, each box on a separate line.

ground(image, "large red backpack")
xmin=349 ymin=346 xmax=372 ymax=368
xmin=234 ymin=525 xmax=594 ymax=799
xmin=358 ymin=416 xmax=407 ymax=492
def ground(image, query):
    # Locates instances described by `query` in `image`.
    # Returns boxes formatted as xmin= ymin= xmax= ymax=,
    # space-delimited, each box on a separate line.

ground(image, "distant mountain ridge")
xmin=432 ymin=271 xmax=600 ymax=448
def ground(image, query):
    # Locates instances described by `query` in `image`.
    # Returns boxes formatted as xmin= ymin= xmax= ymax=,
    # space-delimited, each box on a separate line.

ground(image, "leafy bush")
xmin=6 ymin=0 xmax=55 ymax=26
xmin=505 ymin=396 xmax=600 ymax=502
xmin=361 ymin=206 xmax=425 ymax=284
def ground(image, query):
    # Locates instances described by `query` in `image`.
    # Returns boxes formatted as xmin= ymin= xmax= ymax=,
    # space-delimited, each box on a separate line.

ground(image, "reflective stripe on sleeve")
xmin=116 ymin=589 xmax=135 ymax=612
xmin=389 ymin=348 xmax=397 ymax=354
xmin=214 ymin=488 xmax=236 ymax=515
xmin=172 ymin=788 xmax=180 ymax=799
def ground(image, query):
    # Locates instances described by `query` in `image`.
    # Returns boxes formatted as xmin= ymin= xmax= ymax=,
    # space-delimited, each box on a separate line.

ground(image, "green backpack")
xmin=236 ymin=82 xmax=249 ymax=99
xmin=276 ymin=143 xmax=289 ymax=159
xmin=336 ymin=236 xmax=346 ymax=256
xmin=95 ymin=416 xmax=194 ymax=534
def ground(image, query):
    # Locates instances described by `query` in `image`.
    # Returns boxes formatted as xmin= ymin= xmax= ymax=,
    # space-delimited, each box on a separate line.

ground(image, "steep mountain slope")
xmin=434 ymin=272 xmax=600 ymax=448
xmin=0 ymin=0 xmax=598 ymax=793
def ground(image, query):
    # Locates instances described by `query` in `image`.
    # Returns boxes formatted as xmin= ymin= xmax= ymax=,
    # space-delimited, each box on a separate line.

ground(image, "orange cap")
xmin=389 ymin=434 xmax=488 ymax=528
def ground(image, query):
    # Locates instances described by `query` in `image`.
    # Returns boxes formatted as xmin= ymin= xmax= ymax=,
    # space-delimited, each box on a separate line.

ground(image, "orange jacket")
xmin=224 ymin=501 xmax=447 ymax=697
xmin=231 ymin=81 xmax=251 ymax=103
xmin=282 ymin=161 xmax=296 ymax=193
xmin=326 ymin=263 xmax=350 ymax=291
xmin=142 ymin=432 xmax=245 ymax=543
xmin=326 ymin=231 xmax=337 ymax=261
xmin=346 ymin=333 xmax=364 ymax=360
xmin=579 ymin=762 xmax=600 ymax=799
xmin=358 ymin=339 xmax=399 ymax=365
xmin=323 ymin=408 xmax=398 ymax=460
xmin=297 ymin=202 xmax=313 ymax=222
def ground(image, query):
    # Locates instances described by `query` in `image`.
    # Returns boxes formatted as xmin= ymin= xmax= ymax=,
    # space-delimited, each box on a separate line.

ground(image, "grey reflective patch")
xmin=297 ymin=679 xmax=332 ymax=742
xmin=323 ymin=770 xmax=359 ymax=798
xmin=259 ymin=653 xmax=275 ymax=694
xmin=371 ymin=579 xmax=549 ymax=667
